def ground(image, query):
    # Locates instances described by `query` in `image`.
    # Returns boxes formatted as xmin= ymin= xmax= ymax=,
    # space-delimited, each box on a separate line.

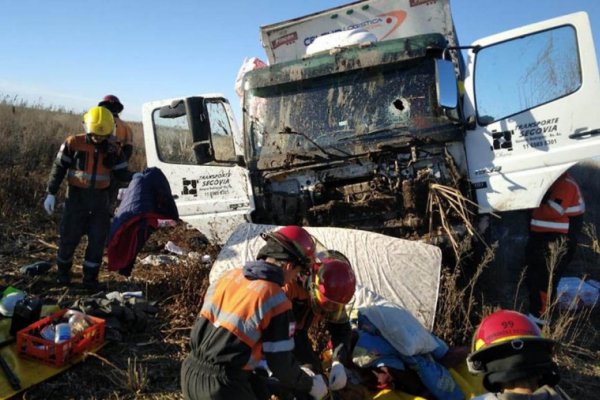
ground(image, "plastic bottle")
xmin=54 ymin=323 xmax=71 ymax=343
xmin=68 ymin=312 xmax=89 ymax=336
xmin=40 ymin=324 xmax=56 ymax=341
xmin=165 ymin=241 xmax=185 ymax=255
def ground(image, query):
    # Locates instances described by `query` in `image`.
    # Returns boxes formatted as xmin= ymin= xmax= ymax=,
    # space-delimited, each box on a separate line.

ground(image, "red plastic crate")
xmin=16 ymin=309 xmax=105 ymax=367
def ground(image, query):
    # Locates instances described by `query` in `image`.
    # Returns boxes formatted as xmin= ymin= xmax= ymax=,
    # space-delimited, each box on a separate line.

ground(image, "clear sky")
xmin=1 ymin=1 xmax=598 ymax=122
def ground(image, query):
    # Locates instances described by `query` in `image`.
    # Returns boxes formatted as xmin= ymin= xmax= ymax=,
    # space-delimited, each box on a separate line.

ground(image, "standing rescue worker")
xmin=467 ymin=309 xmax=564 ymax=399
xmin=43 ymin=106 xmax=136 ymax=289
xmin=98 ymin=95 xmax=133 ymax=160
xmin=524 ymin=172 xmax=585 ymax=319
xmin=181 ymin=226 xmax=328 ymax=400
xmin=98 ymin=95 xmax=134 ymax=211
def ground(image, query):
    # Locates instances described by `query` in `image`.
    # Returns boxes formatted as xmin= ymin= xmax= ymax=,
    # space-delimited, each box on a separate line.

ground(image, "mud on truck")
xmin=142 ymin=0 xmax=600 ymax=298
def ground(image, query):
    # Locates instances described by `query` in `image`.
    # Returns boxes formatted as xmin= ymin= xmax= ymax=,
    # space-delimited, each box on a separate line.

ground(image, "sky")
xmin=1 ymin=1 xmax=599 ymax=122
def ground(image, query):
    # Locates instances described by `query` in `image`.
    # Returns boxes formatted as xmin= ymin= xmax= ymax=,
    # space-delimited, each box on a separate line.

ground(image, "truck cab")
xmin=142 ymin=0 xmax=600 ymax=245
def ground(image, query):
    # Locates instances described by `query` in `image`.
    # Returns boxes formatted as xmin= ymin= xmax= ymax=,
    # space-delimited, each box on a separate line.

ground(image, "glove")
xmin=328 ymin=361 xmax=347 ymax=390
xmin=301 ymin=366 xmax=328 ymax=400
xmin=43 ymin=194 xmax=56 ymax=215
xmin=309 ymin=374 xmax=328 ymax=400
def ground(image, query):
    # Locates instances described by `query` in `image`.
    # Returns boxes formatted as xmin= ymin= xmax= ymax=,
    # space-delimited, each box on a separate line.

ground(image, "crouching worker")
xmin=281 ymin=246 xmax=356 ymax=392
xmin=43 ymin=106 xmax=137 ymax=289
xmin=181 ymin=226 xmax=329 ymax=400
xmin=467 ymin=309 xmax=565 ymax=399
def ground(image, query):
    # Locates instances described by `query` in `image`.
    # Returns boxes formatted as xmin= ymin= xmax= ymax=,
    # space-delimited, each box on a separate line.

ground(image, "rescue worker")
xmin=98 ymin=94 xmax=134 ymax=211
xmin=181 ymin=225 xmax=329 ymax=400
xmin=43 ymin=106 xmax=137 ymax=289
xmin=281 ymin=246 xmax=356 ymax=392
xmin=524 ymin=172 xmax=585 ymax=319
xmin=98 ymin=95 xmax=133 ymax=160
xmin=467 ymin=309 xmax=565 ymax=399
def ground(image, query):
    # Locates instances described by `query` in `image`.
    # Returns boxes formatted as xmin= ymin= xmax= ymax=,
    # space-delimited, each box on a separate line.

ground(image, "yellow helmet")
xmin=83 ymin=106 xmax=115 ymax=136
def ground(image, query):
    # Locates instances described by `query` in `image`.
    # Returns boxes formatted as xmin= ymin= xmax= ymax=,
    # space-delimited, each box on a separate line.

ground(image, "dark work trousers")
xmin=56 ymin=186 xmax=111 ymax=272
xmin=524 ymin=231 xmax=575 ymax=317
xmin=181 ymin=357 xmax=259 ymax=400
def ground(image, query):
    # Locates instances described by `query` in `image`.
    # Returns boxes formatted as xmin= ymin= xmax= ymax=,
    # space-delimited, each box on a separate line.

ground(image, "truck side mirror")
xmin=435 ymin=59 xmax=458 ymax=110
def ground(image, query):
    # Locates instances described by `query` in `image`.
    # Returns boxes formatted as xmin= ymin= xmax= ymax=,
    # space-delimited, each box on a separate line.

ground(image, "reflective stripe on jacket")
xmin=530 ymin=173 xmax=585 ymax=234
xmin=200 ymin=268 xmax=293 ymax=371
xmin=49 ymin=134 xmax=127 ymax=191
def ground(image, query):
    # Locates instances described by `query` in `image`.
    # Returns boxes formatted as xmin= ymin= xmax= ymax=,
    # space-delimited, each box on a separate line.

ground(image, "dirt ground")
xmin=1 ymin=203 xmax=599 ymax=398
xmin=1 ymin=218 xmax=217 ymax=399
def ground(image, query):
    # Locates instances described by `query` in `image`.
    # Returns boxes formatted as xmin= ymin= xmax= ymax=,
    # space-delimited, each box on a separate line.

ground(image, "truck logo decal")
xmin=513 ymin=117 xmax=561 ymax=150
xmin=272 ymin=32 xmax=298 ymax=49
xmin=182 ymin=170 xmax=233 ymax=199
xmin=491 ymin=130 xmax=513 ymax=151
xmin=303 ymin=10 xmax=407 ymax=46
xmin=474 ymin=166 xmax=502 ymax=176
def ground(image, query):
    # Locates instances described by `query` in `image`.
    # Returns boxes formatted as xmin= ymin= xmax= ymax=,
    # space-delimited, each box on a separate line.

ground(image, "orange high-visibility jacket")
xmin=530 ymin=173 xmax=585 ymax=234
xmin=47 ymin=134 xmax=130 ymax=194
xmin=114 ymin=116 xmax=133 ymax=147
xmin=200 ymin=268 xmax=294 ymax=370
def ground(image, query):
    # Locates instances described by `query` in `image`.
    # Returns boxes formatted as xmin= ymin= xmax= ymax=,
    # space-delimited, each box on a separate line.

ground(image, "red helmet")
xmin=467 ymin=310 xmax=558 ymax=391
xmin=309 ymin=251 xmax=356 ymax=323
xmin=98 ymin=94 xmax=124 ymax=114
xmin=260 ymin=226 xmax=316 ymax=269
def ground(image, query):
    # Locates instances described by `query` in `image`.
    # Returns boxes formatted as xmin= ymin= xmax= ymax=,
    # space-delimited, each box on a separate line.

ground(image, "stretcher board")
xmin=209 ymin=223 xmax=442 ymax=329
xmin=0 ymin=306 xmax=105 ymax=399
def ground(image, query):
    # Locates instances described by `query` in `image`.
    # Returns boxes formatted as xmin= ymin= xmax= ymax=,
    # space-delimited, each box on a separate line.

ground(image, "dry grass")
xmin=2 ymin=99 xmax=600 ymax=398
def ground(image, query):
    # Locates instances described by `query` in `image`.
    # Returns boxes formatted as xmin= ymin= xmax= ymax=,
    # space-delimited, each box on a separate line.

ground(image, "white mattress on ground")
xmin=209 ymin=223 xmax=442 ymax=329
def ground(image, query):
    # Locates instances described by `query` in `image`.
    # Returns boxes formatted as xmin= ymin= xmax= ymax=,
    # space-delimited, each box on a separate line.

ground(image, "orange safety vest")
xmin=200 ymin=268 xmax=292 ymax=370
xmin=283 ymin=279 xmax=314 ymax=330
xmin=63 ymin=134 xmax=115 ymax=189
xmin=114 ymin=116 xmax=133 ymax=147
xmin=530 ymin=173 xmax=585 ymax=234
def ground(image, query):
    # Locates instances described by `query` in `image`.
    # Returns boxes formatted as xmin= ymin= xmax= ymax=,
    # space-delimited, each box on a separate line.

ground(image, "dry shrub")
xmin=160 ymin=258 xmax=212 ymax=329
xmin=582 ymin=222 xmax=600 ymax=257
xmin=88 ymin=354 xmax=150 ymax=395
xmin=434 ymin=239 xmax=496 ymax=346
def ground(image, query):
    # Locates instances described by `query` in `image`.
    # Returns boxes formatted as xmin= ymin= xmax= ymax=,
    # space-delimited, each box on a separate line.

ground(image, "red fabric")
xmin=107 ymin=212 xmax=162 ymax=271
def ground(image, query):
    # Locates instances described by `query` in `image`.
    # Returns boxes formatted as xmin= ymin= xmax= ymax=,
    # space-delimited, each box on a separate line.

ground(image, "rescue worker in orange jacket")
xmin=181 ymin=226 xmax=329 ymax=400
xmin=98 ymin=95 xmax=133 ymax=160
xmin=43 ymin=106 xmax=136 ymax=289
xmin=282 ymin=247 xmax=356 ymax=392
xmin=524 ymin=172 xmax=585 ymax=318
xmin=98 ymin=95 xmax=134 ymax=212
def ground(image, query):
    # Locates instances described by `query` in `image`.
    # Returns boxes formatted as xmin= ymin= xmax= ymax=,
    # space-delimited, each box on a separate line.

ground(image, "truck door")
xmin=142 ymin=95 xmax=254 ymax=243
xmin=463 ymin=12 xmax=600 ymax=213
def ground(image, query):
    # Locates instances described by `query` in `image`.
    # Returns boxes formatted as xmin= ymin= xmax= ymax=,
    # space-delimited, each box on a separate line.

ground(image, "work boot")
xmin=82 ymin=267 xmax=100 ymax=291
xmin=56 ymin=263 xmax=72 ymax=285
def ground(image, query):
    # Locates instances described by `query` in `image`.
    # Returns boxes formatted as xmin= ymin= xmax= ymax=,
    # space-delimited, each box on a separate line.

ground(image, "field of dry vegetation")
xmin=0 ymin=96 xmax=599 ymax=399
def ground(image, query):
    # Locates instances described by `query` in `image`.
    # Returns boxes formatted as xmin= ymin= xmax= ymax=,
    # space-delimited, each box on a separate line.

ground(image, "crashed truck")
xmin=141 ymin=0 xmax=600 ymax=303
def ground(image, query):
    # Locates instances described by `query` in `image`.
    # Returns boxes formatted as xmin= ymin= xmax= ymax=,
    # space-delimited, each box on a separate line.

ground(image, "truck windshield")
xmin=245 ymin=60 xmax=457 ymax=169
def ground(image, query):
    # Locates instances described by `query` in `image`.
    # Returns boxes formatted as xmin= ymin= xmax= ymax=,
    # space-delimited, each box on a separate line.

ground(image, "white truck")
xmin=141 ymin=0 xmax=600 ymax=288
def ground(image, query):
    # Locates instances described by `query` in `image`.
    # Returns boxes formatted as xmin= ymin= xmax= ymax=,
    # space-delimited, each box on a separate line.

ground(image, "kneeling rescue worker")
xmin=181 ymin=226 xmax=329 ymax=400
xmin=43 ymin=106 xmax=137 ymax=289
xmin=467 ymin=309 xmax=565 ymax=399
xmin=282 ymin=246 xmax=356 ymax=392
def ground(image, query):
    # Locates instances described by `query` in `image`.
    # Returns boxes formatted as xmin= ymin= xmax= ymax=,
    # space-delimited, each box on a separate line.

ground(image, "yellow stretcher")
xmin=372 ymin=361 xmax=487 ymax=400
xmin=0 ymin=305 xmax=105 ymax=399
